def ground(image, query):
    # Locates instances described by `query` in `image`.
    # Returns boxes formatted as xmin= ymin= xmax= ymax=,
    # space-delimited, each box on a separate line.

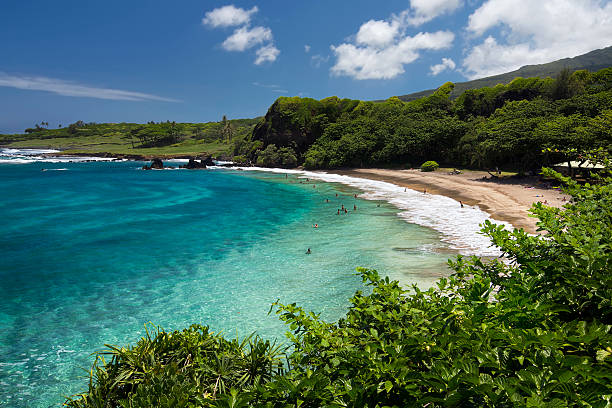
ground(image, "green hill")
xmin=0 ymin=117 xmax=261 ymax=157
xmin=394 ymin=45 xmax=612 ymax=102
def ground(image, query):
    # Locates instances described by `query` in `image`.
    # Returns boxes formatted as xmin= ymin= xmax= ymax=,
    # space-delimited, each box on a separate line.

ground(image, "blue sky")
xmin=1 ymin=0 xmax=611 ymax=133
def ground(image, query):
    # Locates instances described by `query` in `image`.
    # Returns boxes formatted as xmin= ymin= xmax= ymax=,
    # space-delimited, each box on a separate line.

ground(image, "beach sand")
xmin=335 ymin=169 xmax=569 ymax=234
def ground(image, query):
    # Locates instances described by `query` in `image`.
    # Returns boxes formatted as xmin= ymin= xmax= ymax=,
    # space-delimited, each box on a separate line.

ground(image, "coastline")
xmin=333 ymin=168 xmax=568 ymax=234
xmin=3 ymin=146 xmax=565 ymax=237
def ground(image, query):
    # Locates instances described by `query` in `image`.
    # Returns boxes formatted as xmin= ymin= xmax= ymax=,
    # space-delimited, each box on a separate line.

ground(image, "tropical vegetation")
xmin=238 ymin=67 xmax=612 ymax=172
xmin=0 ymin=118 xmax=260 ymax=157
xmin=66 ymin=155 xmax=612 ymax=407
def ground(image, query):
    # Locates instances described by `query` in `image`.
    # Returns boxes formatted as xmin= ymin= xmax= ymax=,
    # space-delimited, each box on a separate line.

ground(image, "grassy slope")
xmin=394 ymin=45 xmax=612 ymax=101
xmin=0 ymin=118 xmax=261 ymax=157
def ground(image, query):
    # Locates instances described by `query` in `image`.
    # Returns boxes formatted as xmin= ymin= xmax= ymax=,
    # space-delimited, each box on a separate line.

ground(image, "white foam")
xmin=0 ymin=148 xmax=60 ymax=155
xmin=229 ymin=167 xmax=511 ymax=257
xmin=0 ymin=148 xmax=116 ymax=164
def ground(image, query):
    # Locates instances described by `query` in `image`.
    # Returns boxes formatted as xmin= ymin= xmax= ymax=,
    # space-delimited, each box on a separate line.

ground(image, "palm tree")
xmin=221 ymin=115 xmax=233 ymax=143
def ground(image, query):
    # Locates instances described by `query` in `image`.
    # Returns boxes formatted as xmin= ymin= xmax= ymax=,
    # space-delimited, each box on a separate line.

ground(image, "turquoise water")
xmin=0 ymin=159 xmax=452 ymax=407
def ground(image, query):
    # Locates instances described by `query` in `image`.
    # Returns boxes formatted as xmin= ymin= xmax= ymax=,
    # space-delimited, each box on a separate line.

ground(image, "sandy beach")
xmin=336 ymin=169 xmax=569 ymax=234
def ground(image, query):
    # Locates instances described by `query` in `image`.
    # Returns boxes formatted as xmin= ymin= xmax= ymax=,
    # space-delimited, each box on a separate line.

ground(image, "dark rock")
xmin=200 ymin=155 xmax=215 ymax=167
xmin=180 ymin=158 xmax=207 ymax=169
xmin=150 ymin=158 xmax=164 ymax=169
xmin=143 ymin=158 xmax=164 ymax=170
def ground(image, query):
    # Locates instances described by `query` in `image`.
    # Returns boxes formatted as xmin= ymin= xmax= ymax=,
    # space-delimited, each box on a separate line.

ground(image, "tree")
xmin=221 ymin=115 xmax=233 ymax=143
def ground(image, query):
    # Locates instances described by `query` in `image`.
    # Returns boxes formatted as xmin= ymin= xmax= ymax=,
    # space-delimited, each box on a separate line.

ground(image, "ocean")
xmin=0 ymin=149 xmax=507 ymax=407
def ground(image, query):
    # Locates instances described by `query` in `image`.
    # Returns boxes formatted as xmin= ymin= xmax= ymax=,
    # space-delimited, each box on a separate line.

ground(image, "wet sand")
xmin=335 ymin=169 xmax=568 ymax=234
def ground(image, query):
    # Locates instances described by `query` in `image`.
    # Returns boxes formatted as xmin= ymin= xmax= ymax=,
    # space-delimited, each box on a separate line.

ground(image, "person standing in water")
xmin=306 ymin=248 xmax=311 ymax=254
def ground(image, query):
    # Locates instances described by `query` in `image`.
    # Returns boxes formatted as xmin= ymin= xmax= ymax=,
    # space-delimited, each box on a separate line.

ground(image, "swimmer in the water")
xmin=306 ymin=248 xmax=311 ymax=254
xmin=313 ymin=224 xmax=318 ymax=228
xmin=353 ymin=204 xmax=357 ymax=210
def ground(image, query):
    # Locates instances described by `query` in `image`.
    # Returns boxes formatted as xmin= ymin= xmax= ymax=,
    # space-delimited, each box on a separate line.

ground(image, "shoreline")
xmin=2 ymin=147 xmax=567 ymax=235
xmin=332 ymin=169 xmax=568 ymax=234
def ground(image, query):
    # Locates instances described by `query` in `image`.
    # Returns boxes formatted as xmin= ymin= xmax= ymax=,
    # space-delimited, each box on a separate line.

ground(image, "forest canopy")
xmin=236 ymin=68 xmax=612 ymax=171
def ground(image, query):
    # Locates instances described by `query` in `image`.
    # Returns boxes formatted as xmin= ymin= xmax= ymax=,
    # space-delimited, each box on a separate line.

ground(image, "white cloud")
xmin=430 ymin=57 xmax=456 ymax=75
xmin=463 ymin=0 xmax=612 ymax=79
xmin=0 ymin=73 xmax=179 ymax=102
xmin=203 ymin=5 xmax=279 ymax=65
xmin=304 ymin=44 xmax=311 ymax=53
xmin=356 ymin=19 xmax=400 ymax=47
xmin=406 ymin=0 xmax=463 ymax=26
xmin=202 ymin=5 xmax=258 ymax=28
xmin=222 ymin=26 xmax=272 ymax=52
xmin=254 ymin=44 xmax=280 ymax=65
xmin=252 ymin=82 xmax=287 ymax=92
xmin=311 ymin=54 xmax=329 ymax=68
xmin=331 ymin=30 xmax=454 ymax=80
xmin=329 ymin=3 xmax=459 ymax=80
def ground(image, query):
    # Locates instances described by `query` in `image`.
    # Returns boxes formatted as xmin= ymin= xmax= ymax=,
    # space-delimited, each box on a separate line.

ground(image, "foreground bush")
xmin=66 ymin=161 xmax=612 ymax=407
xmin=420 ymin=160 xmax=440 ymax=172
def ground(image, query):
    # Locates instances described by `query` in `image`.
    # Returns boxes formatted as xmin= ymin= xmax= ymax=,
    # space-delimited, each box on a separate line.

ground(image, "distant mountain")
xmin=393 ymin=45 xmax=612 ymax=102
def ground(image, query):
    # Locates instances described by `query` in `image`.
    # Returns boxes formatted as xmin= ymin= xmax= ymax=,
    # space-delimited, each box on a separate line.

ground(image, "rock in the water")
xmin=180 ymin=157 xmax=207 ymax=169
xmin=143 ymin=158 xmax=164 ymax=170
xmin=201 ymin=155 xmax=215 ymax=167
xmin=151 ymin=158 xmax=164 ymax=169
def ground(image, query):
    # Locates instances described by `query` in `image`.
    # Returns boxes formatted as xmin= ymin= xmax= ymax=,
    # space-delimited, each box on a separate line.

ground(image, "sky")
xmin=1 ymin=0 xmax=611 ymax=133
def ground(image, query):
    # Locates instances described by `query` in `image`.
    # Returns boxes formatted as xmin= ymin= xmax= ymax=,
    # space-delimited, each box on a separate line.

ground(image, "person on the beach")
xmin=423 ymin=188 xmax=427 ymax=194
xmin=460 ymin=201 xmax=464 ymax=208
xmin=306 ymin=248 xmax=311 ymax=254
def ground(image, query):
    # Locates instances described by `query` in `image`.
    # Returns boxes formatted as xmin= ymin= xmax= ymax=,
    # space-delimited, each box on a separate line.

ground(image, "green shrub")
xmin=420 ymin=160 xmax=439 ymax=171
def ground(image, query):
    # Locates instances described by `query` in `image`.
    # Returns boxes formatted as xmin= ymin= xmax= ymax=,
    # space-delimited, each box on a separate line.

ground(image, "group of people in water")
xmin=290 ymin=174 xmax=466 ymax=255
xmin=293 ymin=175 xmax=361 ymax=255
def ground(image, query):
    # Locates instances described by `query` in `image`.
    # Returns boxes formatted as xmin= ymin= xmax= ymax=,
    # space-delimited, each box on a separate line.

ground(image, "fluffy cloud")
xmin=202 ymin=5 xmax=258 ymax=28
xmin=304 ymin=45 xmax=311 ymax=53
xmin=0 ymin=72 xmax=179 ymax=102
xmin=255 ymin=44 xmax=280 ymax=65
xmin=406 ymin=0 xmax=463 ymax=26
xmin=463 ymin=0 xmax=612 ymax=79
xmin=222 ymin=26 xmax=272 ymax=51
xmin=356 ymin=20 xmax=400 ymax=47
xmin=330 ymin=2 xmax=459 ymax=80
xmin=203 ymin=4 xmax=280 ymax=65
xmin=331 ymin=31 xmax=454 ymax=80
xmin=430 ymin=57 xmax=456 ymax=75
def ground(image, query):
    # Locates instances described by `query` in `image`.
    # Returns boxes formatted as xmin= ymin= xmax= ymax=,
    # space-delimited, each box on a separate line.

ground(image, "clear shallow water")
xmin=0 ymin=157 xmax=454 ymax=407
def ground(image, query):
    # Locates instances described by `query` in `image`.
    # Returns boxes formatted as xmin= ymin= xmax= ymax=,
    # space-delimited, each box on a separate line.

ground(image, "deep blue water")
xmin=0 ymin=159 xmax=451 ymax=407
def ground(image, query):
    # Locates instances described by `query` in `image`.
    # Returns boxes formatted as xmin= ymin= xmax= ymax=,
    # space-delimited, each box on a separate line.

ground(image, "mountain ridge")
xmin=392 ymin=45 xmax=612 ymax=102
